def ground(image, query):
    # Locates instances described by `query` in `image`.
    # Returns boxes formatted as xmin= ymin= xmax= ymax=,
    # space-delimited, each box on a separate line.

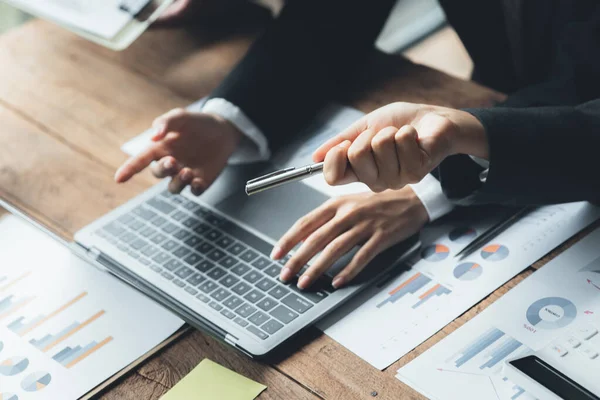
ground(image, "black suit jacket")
xmin=210 ymin=0 xmax=396 ymax=152
xmin=438 ymin=0 xmax=600 ymax=206
xmin=210 ymin=0 xmax=600 ymax=206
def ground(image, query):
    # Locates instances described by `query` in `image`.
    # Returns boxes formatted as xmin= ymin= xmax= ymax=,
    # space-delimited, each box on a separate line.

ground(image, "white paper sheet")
xmin=0 ymin=215 xmax=184 ymax=399
xmin=397 ymin=225 xmax=600 ymax=399
xmin=4 ymin=0 xmax=138 ymax=39
xmin=317 ymin=203 xmax=600 ymax=369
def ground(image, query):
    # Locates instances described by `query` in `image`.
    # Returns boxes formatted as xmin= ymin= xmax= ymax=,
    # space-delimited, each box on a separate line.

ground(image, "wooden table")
xmin=0 ymin=8 xmax=590 ymax=400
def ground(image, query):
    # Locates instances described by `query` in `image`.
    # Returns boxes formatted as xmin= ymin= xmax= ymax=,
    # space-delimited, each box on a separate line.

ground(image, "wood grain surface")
xmin=0 ymin=8 xmax=586 ymax=400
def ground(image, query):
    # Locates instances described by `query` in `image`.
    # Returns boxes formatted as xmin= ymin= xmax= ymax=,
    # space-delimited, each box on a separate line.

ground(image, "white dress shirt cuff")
xmin=202 ymin=98 xmax=271 ymax=165
xmin=409 ymin=174 xmax=454 ymax=221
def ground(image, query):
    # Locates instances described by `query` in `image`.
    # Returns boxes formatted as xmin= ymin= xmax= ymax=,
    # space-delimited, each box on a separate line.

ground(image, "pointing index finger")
xmin=114 ymin=145 xmax=164 ymax=183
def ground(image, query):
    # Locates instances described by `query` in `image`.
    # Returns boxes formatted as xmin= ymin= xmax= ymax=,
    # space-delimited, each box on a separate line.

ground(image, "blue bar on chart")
xmin=454 ymin=327 xmax=506 ymax=368
xmin=0 ymin=295 xmax=15 ymax=313
xmin=52 ymin=336 xmax=113 ymax=368
xmin=411 ymin=284 xmax=451 ymax=309
xmin=7 ymin=315 xmax=45 ymax=334
xmin=377 ymin=273 xmax=432 ymax=308
xmin=52 ymin=344 xmax=92 ymax=366
xmin=0 ymin=295 xmax=34 ymax=319
xmin=29 ymin=310 xmax=105 ymax=352
xmin=30 ymin=322 xmax=80 ymax=351
xmin=480 ymin=337 xmax=523 ymax=370
xmin=7 ymin=292 xmax=87 ymax=336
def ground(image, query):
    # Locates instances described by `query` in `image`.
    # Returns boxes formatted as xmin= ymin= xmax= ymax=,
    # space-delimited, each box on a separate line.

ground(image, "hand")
xmin=271 ymin=187 xmax=428 ymax=289
xmin=114 ymin=108 xmax=243 ymax=195
xmin=313 ymin=102 xmax=487 ymax=192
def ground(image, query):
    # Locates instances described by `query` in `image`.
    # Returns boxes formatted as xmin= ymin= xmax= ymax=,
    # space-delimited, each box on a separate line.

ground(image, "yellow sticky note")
xmin=161 ymin=358 xmax=267 ymax=400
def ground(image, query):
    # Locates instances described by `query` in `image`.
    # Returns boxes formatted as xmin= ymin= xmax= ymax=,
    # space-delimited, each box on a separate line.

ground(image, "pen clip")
xmin=246 ymin=167 xmax=296 ymax=184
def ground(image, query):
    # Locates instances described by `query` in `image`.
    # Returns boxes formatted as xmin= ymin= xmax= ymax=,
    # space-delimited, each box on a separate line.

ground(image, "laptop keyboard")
xmin=94 ymin=191 xmax=330 ymax=341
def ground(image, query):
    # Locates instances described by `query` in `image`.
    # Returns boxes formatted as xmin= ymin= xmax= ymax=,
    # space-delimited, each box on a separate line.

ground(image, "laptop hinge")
xmin=225 ymin=334 xmax=239 ymax=346
xmin=85 ymin=246 xmax=109 ymax=272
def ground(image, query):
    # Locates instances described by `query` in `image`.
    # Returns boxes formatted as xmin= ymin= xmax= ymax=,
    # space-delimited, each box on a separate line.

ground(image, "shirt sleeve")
xmin=409 ymin=174 xmax=455 ymax=221
xmin=202 ymin=98 xmax=271 ymax=165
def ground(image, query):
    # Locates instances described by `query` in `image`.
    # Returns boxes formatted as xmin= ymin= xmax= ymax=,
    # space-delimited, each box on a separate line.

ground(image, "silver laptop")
xmin=74 ymin=162 xmax=418 ymax=357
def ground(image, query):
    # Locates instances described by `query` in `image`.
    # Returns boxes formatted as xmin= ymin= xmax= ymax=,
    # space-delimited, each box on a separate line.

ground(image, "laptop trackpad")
xmin=214 ymin=182 xmax=330 ymax=241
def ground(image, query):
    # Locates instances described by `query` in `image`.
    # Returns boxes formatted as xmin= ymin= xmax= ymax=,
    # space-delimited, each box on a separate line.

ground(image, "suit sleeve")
xmin=437 ymin=7 xmax=600 ymax=206
xmin=441 ymin=100 xmax=600 ymax=206
xmin=208 ymin=0 xmax=396 ymax=152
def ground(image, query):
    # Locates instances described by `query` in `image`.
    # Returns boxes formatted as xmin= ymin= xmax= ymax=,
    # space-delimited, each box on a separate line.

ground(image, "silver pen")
xmin=245 ymin=162 xmax=324 ymax=196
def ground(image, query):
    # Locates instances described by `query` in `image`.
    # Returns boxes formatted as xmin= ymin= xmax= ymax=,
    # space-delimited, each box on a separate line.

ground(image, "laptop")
xmin=73 ymin=161 xmax=419 ymax=358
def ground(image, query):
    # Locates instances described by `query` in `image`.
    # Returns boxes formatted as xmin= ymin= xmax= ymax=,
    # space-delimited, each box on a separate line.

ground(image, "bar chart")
xmin=0 ymin=294 xmax=35 ymax=321
xmin=8 ymin=292 xmax=88 ymax=336
xmin=376 ymin=272 xmax=432 ymax=308
xmin=452 ymin=327 xmax=526 ymax=370
xmin=30 ymin=310 xmax=107 ymax=353
xmin=0 ymin=214 xmax=184 ymax=400
xmin=52 ymin=336 xmax=113 ymax=369
xmin=412 ymin=284 xmax=451 ymax=309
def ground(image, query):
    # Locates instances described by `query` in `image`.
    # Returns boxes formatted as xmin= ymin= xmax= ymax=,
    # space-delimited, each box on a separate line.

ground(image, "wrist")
xmin=380 ymin=187 xmax=429 ymax=225
xmin=205 ymin=112 xmax=244 ymax=147
xmin=449 ymin=110 xmax=489 ymax=159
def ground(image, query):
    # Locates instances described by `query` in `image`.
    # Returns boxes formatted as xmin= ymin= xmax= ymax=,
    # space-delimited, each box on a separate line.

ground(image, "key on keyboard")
xmin=96 ymin=194 xmax=328 ymax=338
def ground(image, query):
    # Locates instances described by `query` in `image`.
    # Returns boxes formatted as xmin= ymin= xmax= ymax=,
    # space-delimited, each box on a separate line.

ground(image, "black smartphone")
xmin=507 ymin=355 xmax=599 ymax=400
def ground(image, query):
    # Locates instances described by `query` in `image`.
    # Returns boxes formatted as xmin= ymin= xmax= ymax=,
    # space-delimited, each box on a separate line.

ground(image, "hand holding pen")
xmin=247 ymin=102 xmax=488 ymax=195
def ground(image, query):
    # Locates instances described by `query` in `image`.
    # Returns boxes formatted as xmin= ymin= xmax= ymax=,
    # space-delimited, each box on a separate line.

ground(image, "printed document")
xmin=0 ymin=215 xmax=184 ymax=399
xmin=398 ymin=225 xmax=600 ymax=399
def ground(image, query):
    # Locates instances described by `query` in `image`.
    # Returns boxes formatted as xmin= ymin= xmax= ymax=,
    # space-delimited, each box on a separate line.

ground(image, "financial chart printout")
xmin=0 ymin=215 xmax=183 ymax=399
xmin=398 ymin=225 xmax=600 ymax=399
xmin=318 ymin=203 xmax=600 ymax=369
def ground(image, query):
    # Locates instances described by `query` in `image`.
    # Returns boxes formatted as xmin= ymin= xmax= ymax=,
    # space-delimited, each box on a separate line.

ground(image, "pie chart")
xmin=453 ymin=262 xmax=483 ymax=281
xmin=526 ymin=297 xmax=577 ymax=330
xmin=0 ymin=357 xmax=29 ymax=376
xmin=481 ymin=244 xmax=509 ymax=261
xmin=0 ymin=393 xmax=18 ymax=400
xmin=421 ymin=244 xmax=450 ymax=262
xmin=449 ymin=227 xmax=477 ymax=244
xmin=21 ymin=371 xmax=51 ymax=392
